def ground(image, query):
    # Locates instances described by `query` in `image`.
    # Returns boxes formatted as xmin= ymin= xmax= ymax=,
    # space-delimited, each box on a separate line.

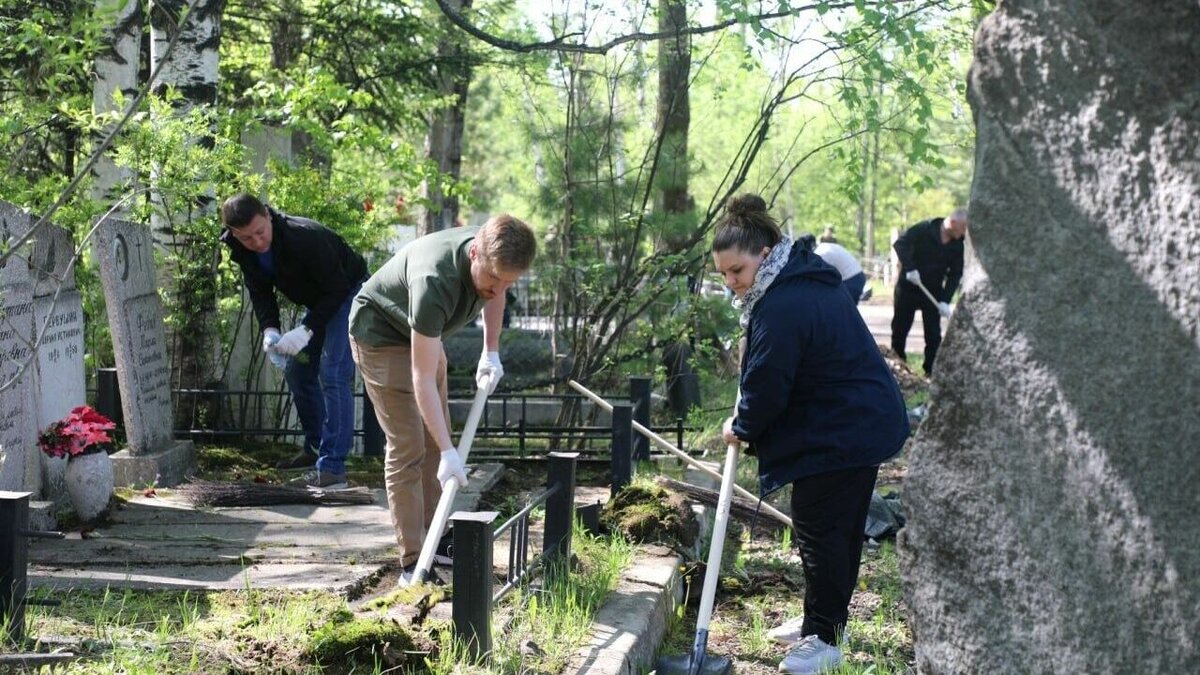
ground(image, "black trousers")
xmin=891 ymin=281 xmax=942 ymax=375
xmin=790 ymin=464 xmax=879 ymax=645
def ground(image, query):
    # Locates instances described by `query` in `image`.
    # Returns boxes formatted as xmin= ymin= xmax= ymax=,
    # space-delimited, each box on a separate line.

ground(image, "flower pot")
xmin=65 ymin=450 xmax=114 ymax=522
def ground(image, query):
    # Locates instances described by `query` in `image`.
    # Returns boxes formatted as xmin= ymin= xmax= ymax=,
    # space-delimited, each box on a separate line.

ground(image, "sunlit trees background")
xmin=1 ymin=0 xmax=988 ymax=422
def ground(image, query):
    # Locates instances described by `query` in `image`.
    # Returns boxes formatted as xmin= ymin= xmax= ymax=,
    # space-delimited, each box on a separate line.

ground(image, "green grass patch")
xmin=485 ymin=526 xmax=635 ymax=674
xmin=25 ymin=585 xmax=418 ymax=673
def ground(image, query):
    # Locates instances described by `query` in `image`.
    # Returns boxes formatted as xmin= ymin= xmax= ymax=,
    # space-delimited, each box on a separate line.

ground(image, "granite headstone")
xmin=93 ymin=217 xmax=194 ymax=486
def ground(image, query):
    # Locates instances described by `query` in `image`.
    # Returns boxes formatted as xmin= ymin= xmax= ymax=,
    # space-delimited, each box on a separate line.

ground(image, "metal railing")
xmin=450 ymin=452 xmax=578 ymax=659
xmin=93 ymin=371 xmax=691 ymax=459
xmin=1 ymin=492 xmax=64 ymax=645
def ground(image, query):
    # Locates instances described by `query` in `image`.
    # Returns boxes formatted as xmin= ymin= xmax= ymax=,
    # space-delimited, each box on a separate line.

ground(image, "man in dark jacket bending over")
xmin=891 ymin=208 xmax=968 ymax=375
xmin=221 ymin=194 xmax=368 ymax=487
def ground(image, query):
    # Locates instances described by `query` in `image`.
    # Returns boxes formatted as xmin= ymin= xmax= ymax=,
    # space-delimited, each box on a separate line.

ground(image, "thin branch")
xmin=433 ymin=0 xmax=869 ymax=55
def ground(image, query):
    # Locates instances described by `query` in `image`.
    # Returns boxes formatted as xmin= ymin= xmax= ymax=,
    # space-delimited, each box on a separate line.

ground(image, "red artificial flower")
xmin=38 ymin=405 xmax=116 ymax=459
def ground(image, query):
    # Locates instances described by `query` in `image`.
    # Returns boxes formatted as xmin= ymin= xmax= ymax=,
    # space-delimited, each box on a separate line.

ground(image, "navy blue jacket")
xmin=731 ymin=242 xmax=910 ymax=496
xmin=221 ymin=208 xmax=368 ymax=335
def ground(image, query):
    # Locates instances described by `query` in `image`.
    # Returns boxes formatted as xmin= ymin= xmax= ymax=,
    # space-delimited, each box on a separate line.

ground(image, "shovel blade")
xmin=655 ymin=654 xmax=734 ymax=675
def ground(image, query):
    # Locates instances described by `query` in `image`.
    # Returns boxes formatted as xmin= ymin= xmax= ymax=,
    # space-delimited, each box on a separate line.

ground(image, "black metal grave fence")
xmin=450 ymin=452 xmax=578 ymax=659
xmin=93 ymin=371 xmax=690 ymax=460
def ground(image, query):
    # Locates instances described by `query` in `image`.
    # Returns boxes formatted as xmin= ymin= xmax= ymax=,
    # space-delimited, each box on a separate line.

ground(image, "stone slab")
xmin=26 ymin=464 xmax=503 ymax=594
xmin=110 ymin=439 xmax=195 ymax=487
xmin=28 ymin=500 xmax=57 ymax=532
xmin=28 ymin=562 xmax=384 ymax=594
xmin=902 ymin=2 xmax=1200 ymax=672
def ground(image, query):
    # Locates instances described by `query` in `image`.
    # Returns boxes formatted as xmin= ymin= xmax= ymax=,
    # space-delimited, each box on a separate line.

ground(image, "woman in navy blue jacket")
xmin=713 ymin=194 xmax=909 ymax=675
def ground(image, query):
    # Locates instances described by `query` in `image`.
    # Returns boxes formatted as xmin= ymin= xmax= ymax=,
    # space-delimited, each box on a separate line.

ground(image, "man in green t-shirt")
xmin=348 ymin=215 xmax=537 ymax=584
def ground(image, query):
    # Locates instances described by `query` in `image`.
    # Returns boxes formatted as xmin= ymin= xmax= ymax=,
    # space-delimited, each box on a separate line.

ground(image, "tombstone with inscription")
xmin=28 ymin=222 xmax=87 ymax=505
xmin=0 ymin=203 xmax=38 ymax=493
xmin=93 ymin=217 xmax=194 ymax=486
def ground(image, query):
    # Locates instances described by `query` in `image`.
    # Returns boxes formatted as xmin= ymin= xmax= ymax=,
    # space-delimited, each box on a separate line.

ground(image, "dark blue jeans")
xmin=284 ymin=285 xmax=359 ymax=475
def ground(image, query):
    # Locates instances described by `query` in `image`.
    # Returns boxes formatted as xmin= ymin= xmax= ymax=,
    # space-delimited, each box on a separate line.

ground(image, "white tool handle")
xmin=696 ymin=443 xmax=740 ymax=631
xmin=568 ymin=380 xmax=793 ymax=529
xmin=409 ymin=375 xmax=493 ymax=584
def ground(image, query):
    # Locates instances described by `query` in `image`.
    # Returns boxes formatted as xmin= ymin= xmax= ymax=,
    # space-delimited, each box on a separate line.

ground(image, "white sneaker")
xmin=767 ymin=616 xmax=807 ymax=645
xmin=778 ymin=635 xmax=842 ymax=674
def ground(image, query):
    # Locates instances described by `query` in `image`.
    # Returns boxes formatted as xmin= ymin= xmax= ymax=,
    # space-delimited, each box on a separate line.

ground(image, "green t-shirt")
xmin=349 ymin=227 xmax=486 ymax=345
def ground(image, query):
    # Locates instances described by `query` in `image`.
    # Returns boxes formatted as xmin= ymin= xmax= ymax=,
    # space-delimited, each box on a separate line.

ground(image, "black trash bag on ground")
xmin=864 ymin=492 xmax=906 ymax=540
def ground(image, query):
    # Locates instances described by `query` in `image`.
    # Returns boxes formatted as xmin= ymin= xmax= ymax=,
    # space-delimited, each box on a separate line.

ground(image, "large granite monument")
xmin=901 ymin=2 xmax=1199 ymax=673
xmin=93 ymin=217 xmax=194 ymax=486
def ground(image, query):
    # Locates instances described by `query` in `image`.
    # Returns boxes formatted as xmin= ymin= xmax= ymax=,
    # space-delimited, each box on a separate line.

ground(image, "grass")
xmin=422 ymin=524 xmax=636 ymax=675
xmin=22 ymin=517 xmax=636 ymax=674
xmin=24 ymin=585 xmax=382 ymax=673
xmin=660 ymin=533 xmax=913 ymax=675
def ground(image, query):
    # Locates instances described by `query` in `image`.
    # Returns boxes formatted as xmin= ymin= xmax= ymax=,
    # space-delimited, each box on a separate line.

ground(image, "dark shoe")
xmin=276 ymin=448 xmax=318 ymax=471
xmin=433 ymin=530 xmax=453 ymax=566
xmin=289 ymin=470 xmax=349 ymax=490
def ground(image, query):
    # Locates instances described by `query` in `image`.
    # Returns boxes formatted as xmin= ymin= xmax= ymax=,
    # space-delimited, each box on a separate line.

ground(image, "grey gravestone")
xmin=93 ymin=217 xmax=194 ymax=486
xmin=900 ymin=2 xmax=1200 ymax=674
xmin=30 ymin=222 xmax=86 ymax=506
xmin=0 ymin=202 xmax=38 ymax=493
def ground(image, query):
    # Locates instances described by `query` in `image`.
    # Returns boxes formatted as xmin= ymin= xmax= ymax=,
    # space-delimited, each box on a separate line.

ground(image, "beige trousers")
xmin=350 ymin=337 xmax=448 ymax=566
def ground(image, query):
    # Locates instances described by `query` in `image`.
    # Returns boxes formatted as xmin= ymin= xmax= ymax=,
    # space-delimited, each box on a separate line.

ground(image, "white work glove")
xmin=274 ymin=325 xmax=312 ymax=356
xmin=905 ymin=270 xmax=921 ymax=284
xmin=262 ymin=328 xmax=288 ymax=369
xmin=475 ymin=351 xmax=503 ymax=394
xmin=937 ymin=302 xmax=952 ymax=318
xmin=437 ymin=448 xmax=468 ymax=488
xmin=262 ymin=328 xmax=281 ymax=353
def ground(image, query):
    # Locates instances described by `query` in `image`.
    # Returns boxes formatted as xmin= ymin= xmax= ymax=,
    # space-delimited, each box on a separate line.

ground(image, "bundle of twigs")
xmin=177 ymin=479 xmax=375 ymax=507
xmin=655 ymin=476 xmax=789 ymax=530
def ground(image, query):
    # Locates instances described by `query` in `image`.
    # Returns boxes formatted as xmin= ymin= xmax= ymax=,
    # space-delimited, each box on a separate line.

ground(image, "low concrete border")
xmin=563 ymin=543 xmax=687 ymax=675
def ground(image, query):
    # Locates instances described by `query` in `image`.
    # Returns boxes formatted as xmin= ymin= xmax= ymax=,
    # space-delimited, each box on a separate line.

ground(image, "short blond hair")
xmin=476 ymin=214 xmax=537 ymax=272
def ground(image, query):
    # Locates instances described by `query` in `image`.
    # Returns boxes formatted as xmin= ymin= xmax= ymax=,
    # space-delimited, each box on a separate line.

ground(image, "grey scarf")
xmin=732 ymin=236 xmax=794 ymax=328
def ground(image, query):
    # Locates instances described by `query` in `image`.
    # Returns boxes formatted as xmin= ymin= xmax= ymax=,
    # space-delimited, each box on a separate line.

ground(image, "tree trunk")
xmin=419 ymin=0 xmax=474 ymax=235
xmin=91 ymin=0 xmax=143 ymax=210
xmin=149 ymin=0 xmax=226 ymax=421
xmin=655 ymin=0 xmax=692 ymax=251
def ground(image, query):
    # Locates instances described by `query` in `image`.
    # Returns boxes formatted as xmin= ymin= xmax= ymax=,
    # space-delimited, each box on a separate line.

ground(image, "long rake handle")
xmin=568 ymin=380 xmax=793 ymax=529
xmin=410 ymin=376 xmax=492 ymax=585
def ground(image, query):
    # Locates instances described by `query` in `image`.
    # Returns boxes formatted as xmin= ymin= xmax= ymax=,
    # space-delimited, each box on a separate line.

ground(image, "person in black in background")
xmin=891 ymin=208 xmax=968 ymax=375
xmin=220 ymin=193 xmax=368 ymax=486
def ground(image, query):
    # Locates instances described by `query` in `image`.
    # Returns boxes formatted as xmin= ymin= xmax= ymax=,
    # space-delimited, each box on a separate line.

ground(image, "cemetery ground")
xmin=15 ymin=350 xmax=926 ymax=674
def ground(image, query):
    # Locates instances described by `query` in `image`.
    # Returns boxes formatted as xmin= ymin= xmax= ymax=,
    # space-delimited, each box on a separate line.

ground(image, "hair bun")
xmin=726 ymin=194 xmax=768 ymax=217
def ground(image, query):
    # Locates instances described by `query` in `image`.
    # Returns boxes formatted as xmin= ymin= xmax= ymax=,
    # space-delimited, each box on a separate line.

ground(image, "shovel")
xmin=911 ymin=277 xmax=950 ymax=318
xmin=656 ymin=443 xmax=739 ymax=675
xmin=406 ymin=374 xmax=493 ymax=586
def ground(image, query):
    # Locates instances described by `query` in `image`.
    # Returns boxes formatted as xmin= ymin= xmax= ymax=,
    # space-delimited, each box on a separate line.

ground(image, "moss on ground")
xmin=602 ymin=483 xmax=698 ymax=548
xmin=305 ymin=616 xmax=419 ymax=673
